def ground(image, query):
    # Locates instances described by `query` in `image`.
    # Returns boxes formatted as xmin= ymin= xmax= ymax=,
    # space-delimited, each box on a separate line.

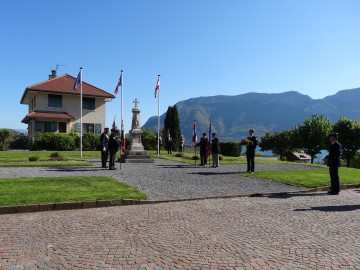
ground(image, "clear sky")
xmin=1 ymin=0 xmax=360 ymax=131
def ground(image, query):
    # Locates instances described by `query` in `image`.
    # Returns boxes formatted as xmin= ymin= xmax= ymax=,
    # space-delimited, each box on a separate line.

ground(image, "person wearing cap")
xmin=211 ymin=132 xmax=220 ymax=167
xmin=325 ymin=133 xmax=342 ymax=195
xmin=246 ymin=128 xmax=258 ymax=173
xmin=100 ymin=127 xmax=109 ymax=168
xmin=108 ymin=128 xmax=120 ymax=170
xmin=197 ymin=132 xmax=208 ymax=166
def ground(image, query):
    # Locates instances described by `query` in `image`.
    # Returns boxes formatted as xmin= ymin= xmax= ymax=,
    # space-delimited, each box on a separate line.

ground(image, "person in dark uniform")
xmin=325 ymin=133 xmax=342 ymax=195
xmin=211 ymin=133 xmax=220 ymax=167
xmin=166 ymin=133 xmax=173 ymax=154
xmin=197 ymin=132 xmax=208 ymax=166
xmin=246 ymin=128 xmax=258 ymax=173
xmin=108 ymin=129 xmax=120 ymax=170
xmin=100 ymin=127 xmax=109 ymax=168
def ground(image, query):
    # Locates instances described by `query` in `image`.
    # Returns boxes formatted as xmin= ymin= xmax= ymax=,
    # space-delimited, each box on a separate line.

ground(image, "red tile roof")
xmin=22 ymin=111 xmax=76 ymax=123
xmin=21 ymin=74 xmax=115 ymax=104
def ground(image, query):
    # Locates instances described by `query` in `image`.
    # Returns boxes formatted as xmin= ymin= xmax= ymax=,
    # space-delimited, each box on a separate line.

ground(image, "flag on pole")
xmin=192 ymin=120 xmax=197 ymax=145
xmin=154 ymin=75 xmax=160 ymax=98
xmin=121 ymin=120 xmax=126 ymax=152
xmin=114 ymin=71 xmax=123 ymax=95
xmin=206 ymin=122 xmax=212 ymax=157
xmin=112 ymin=116 xmax=117 ymax=130
xmin=73 ymin=70 xmax=81 ymax=90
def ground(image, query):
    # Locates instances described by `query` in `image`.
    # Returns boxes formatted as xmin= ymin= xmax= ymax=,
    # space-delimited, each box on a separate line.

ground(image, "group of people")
xmin=100 ymin=127 xmax=120 ymax=170
xmin=100 ymin=126 xmax=342 ymax=196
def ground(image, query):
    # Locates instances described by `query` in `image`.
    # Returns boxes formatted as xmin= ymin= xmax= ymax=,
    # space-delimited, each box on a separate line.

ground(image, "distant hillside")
xmin=142 ymin=88 xmax=360 ymax=142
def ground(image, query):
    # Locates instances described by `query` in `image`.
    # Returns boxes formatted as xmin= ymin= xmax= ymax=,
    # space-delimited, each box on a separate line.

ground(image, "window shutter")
xmin=35 ymin=121 xmax=42 ymax=132
xmin=51 ymin=121 xmax=57 ymax=132
xmin=95 ymin=124 xmax=101 ymax=134
xmin=75 ymin=123 xmax=81 ymax=133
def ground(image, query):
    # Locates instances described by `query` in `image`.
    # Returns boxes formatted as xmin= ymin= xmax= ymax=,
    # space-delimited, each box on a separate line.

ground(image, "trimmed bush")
xmin=28 ymin=155 xmax=39 ymax=161
xmin=219 ymin=142 xmax=242 ymax=156
xmin=33 ymin=133 xmax=76 ymax=151
xmin=82 ymin=133 xmax=101 ymax=151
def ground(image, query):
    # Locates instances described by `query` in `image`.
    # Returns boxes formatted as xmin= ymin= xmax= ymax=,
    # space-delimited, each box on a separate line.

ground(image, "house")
xmin=20 ymin=70 xmax=115 ymax=144
xmin=284 ymin=151 xmax=311 ymax=163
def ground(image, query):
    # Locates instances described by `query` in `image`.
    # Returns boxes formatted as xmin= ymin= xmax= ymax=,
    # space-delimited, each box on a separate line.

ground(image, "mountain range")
xmin=142 ymin=87 xmax=360 ymax=142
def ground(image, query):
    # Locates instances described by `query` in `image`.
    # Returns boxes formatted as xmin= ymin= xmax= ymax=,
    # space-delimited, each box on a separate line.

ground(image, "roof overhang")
xmin=22 ymin=111 xmax=76 ymax=124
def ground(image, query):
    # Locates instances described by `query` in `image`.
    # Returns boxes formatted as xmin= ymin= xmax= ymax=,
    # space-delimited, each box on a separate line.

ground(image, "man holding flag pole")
xmin=154 ymin=75 xmax=160 ymax=158
xmin=114 ymin=70 xmax=124 ymax=169
xmin=192 ymin=120 xmax=197 ymax=165
xmin=73 ymin=67 xmax=83 ymax=158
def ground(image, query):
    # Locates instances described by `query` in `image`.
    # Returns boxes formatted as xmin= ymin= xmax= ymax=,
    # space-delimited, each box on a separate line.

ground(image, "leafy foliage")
xmin=142 ymin=128 xmax=157 ymax=150
xmin=219 ymin=142 xmax=242 ymax=157
xmin=163 ymin=105 xmax=181 ymax=150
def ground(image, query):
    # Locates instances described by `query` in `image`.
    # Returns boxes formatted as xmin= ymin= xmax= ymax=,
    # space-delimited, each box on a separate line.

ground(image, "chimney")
xmin=48 ymin=70 xmax=57 ymax=80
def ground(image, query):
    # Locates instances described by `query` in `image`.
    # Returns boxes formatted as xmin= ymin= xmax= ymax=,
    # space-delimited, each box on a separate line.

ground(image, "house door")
xmin=59 ymin=122 xmax=66 ymax=133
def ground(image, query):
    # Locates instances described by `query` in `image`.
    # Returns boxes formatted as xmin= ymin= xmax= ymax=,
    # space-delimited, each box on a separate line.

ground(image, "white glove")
xmin=103 ymin=147 xmax=106 ymax=151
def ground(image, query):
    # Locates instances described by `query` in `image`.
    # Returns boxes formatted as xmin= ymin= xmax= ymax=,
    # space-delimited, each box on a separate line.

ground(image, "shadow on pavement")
xmin=294 ymin=204 xmax=360 ymax=212
xmin=266 ymin=193 xmax=329 ymax=199
xmin=188 ymin=171 xmax=237 ymax=176
xmin=46 ymin=168 xmax=103 ymax=172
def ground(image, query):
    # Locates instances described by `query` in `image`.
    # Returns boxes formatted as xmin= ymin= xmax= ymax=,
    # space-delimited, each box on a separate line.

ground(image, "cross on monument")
xmin=133 ymin=98 xmax=140 ymax=109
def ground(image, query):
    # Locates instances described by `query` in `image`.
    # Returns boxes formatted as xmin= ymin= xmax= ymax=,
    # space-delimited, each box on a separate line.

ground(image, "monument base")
xmin=120 ymin=150 xmax=154 ymax=163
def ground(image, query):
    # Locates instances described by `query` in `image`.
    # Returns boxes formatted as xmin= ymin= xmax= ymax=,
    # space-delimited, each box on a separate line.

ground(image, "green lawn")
xmin=0 ymin=150 xmax=100 ymax=167
xmin=240 ymin=167 xmax=360 ymax=188
xmin=0 ymin=176 xmax=147 ymax=206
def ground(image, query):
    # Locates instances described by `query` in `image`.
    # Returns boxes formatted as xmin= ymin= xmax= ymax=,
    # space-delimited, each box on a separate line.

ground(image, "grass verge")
xmin=240 ymin=167 xmax=360 ymax=188
xmin=0 ymin=176 xmax=147 ymax=206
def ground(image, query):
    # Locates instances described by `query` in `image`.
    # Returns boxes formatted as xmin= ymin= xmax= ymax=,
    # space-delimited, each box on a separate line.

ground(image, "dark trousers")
xmin=109 ymin=151 xmax=116 ymax=169
xmin=101 ymin=150 xmax=108 ymax=167
xmin=200 ymin=151 xmax=207 ymax=165
xmin=167 ymin=146 xmax=172 ymax=154
xmin=246 ymin=150 xmax=255 ymax=172
xmin=329 ymin=166 xmax=340 ymax=193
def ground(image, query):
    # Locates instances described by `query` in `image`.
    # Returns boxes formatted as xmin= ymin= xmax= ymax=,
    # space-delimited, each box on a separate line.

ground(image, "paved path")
xmin=0 ymin=159 xmax=320 ymax=201
xmin=1 ymin=190 xmax=360 ymax=269
xmin=2 ymin=160 xmax=360 ymax=269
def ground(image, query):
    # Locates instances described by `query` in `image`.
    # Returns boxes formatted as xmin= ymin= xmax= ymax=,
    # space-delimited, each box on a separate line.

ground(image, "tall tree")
xmin=291 ymin=114 xmax=333 ymax=163
xmin=163 ymin=105 xmax=181 ymax=151
xmin=333 ymin=117 xmax=360 ymax=167
xmin=259 ymin=130 xmax=294 ymax=159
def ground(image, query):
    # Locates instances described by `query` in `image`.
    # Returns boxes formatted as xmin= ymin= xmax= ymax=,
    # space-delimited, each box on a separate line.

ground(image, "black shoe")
xmin=109 ymin=167 xmax=116 ymax=170
xmin=327 ymin=191 xmax=339 ymax=195
xmin=102 ymin=165 xmax=108 ymax=168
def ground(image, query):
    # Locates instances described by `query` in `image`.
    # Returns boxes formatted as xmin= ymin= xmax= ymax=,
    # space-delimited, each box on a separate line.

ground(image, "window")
xmin=84 ymin=123 xmax=95 ymax=133
xmin=48 ymin=94 xmax=62 ymax=108
xmin=83 ymin=97 xmax=95 ymax=110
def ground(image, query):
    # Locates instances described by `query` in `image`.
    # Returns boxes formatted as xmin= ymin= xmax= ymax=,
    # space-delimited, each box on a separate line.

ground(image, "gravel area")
xmin=0 ymin=159 xmax=325 ymax=201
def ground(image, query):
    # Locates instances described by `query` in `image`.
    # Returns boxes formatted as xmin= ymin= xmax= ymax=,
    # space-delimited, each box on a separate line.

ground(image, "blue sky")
xmin=1 ymin=0 xmax=360 ymax=131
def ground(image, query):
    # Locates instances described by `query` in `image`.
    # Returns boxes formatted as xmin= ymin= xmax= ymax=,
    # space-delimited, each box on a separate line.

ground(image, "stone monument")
xmin=120 ymin=98 xmax=154 ymax=163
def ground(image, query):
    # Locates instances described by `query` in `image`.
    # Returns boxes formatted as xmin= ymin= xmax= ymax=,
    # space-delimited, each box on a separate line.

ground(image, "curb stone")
xmin=1 ymin=184 xmax=359 ymax=215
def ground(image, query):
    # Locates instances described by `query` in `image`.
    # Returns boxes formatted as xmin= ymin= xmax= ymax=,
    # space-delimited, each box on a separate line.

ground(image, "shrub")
xmin=175 ymin=153 xmax=184 ymax=157
xmin=192 ymin=155 xmax=200 ymax=160
xmin=219 ymin=155 xmax=223 ymax=160
xmin=50 ymin=152 xmax=60 ymax=158
xmin=219 ymin=142 xmax=242 ymax=156
xmin=33 ymin=133 xmax=76 ymax=151
xmin=28 ymin=155 xmax=39 ymax=161
xmin=82 ymin=133 xmax=101 ymax=151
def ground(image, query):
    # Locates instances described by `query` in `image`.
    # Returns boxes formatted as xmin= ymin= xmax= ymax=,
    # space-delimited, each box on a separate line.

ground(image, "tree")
xmin=0 ymin=129 xmax=11 ymax=150
xmin=163 ymin=105 xmax=181 ymax=151
xmin=259 ymin=130 xmax=294 ymax=159
xmin=291 ymin=114 xmax=333 ymax=163
xmin=332 ymin=117 xmax=360 ymax=167
xmin=142 ymin=129 xmax=157 ymax=150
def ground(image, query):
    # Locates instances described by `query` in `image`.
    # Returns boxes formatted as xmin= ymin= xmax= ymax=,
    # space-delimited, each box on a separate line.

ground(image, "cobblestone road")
xmin=1 ymin=190 xmax=360 ymax=269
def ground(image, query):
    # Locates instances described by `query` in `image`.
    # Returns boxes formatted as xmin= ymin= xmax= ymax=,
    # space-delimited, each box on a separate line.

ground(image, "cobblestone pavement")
xmin=2 ymin=159 xmax=359 ymax=269
xmin=0 ymin=159 xmax=319 ymax=201
xmin=1 ymin=190 xmax=360 ymax=269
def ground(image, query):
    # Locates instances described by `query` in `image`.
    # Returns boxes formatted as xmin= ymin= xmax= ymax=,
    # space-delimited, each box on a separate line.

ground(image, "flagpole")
xmin=120 ymin=70 xmax=123 ymax=170
xmin=157 ymin=75 xmax=160 ymax=158
xmin=80 ymin=67 xmax=83 ymax=158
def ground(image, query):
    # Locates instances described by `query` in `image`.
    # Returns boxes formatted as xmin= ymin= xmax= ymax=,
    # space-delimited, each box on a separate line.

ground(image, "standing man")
xmin=326 ymin=133 xmax=342 ymax=195
xmin=179 ymin=135 xmax=185 ymax=152
xmin=197 ymin=132 xmax=208 ymax=166
xmin=100 ymin=127 xmax=109 ymax=168
xmin=246 ymin=128 xmax=258 ymax=173
xmin=211 ymin=132 xmax=220 ymax=167
xmin=108 ymin=129 xmax=120 ymax=170
xmin=166 ymin=132 xmax=173 ymax=154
